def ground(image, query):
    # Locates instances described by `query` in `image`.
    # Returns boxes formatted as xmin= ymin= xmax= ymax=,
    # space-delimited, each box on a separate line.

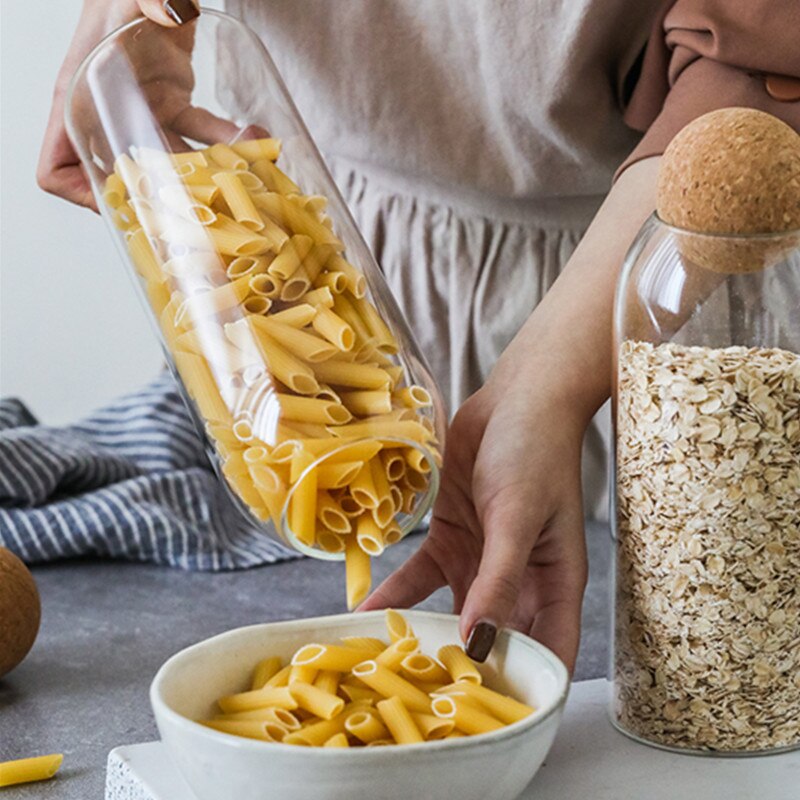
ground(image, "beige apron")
xmin=225 ymin=0 xmax=662 ymax=518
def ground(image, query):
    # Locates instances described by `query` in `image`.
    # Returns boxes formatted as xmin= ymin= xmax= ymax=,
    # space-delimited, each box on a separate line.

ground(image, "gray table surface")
xmin=0 ymin=522 xmax=612 ymax=799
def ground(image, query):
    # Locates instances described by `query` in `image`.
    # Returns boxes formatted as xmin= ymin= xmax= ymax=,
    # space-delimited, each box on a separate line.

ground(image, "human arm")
xmin=360 ymin=157 xmax=660 ymax=673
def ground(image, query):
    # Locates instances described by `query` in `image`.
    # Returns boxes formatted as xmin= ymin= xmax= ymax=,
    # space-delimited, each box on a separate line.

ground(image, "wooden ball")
xmin=0 ymin=548 xmax=41 ymax=678
xmin=657 ymin=108 xmax=800 ymax=273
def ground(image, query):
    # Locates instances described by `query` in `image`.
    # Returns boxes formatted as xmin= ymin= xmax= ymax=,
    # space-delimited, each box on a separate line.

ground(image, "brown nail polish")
xmin=466 ymin=621 xmax=496 ymax=663
xmin=163 ymin=0 xmax=199 ymax=24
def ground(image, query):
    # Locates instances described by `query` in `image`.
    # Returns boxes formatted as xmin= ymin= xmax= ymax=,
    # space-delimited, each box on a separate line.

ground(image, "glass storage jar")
xmin=64 ymin=10 xmax=445 ymax=605
xmin=611 ymin=215 xmax=800 ymax=754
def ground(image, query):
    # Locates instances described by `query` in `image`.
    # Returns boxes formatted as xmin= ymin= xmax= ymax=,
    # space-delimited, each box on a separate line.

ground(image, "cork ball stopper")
xmin=657 ymin=108 xmax=800 ymax=273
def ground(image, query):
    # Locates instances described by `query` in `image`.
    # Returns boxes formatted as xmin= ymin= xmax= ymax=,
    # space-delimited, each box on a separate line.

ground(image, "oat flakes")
xmin=614 ymin=340 xmax=800 ymax=752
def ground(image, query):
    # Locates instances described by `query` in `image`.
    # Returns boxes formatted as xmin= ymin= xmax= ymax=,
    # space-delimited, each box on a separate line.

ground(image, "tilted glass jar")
xmin=65 ymin=10 xmax=445 ymax=607
xmin=611 ymin=214 xmax=800 ymax=754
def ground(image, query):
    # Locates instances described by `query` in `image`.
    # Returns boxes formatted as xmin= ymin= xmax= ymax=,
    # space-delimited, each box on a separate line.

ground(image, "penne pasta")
xmin=323 ymin=733 xmax=349 ymax=748
xmin=326 ymin=255 xmax=367 ymax=297
xmin=127 ymin=227 xmax=163 ymax=284
xmin=316 ymin=491 xmax=352 ymax=533
xmin=249 ymin=316 xmax=338 ymax=363
xmin=289 ymin=449 xmax=317 ymax=546
xmin=345 ymin=535 xmax=371 ymax=609
xmin=350 ymin=661 xmax=430 ymax=713
xmin=266 ymin=665 xmax=293 ymax=687
xmin=301 ymin=286 xmax=335 ymax=308
xmin=252 ymin=192 xmax=344 ymax=250
xmin=203 ymin=719 xmax=286 ymax=742
xmin=315 ymin=461 xmax=364 ymax=490
xmin=314 ymin=270 xmax=347 ymax=294
xmin=249 ymin=273 xmax=282 ymax=298
xmin=251 ymin=656 xmax=283 ymax=690
xmin=376 ymin=696 xmax=424 ymax=744
xmin=0 ymin=754 xmax=64 ymax=788
xmin=207 ymin=142 xmax=248 ymax=171
xmin=411 ymin=712 xmax=455 ymax=740
xmin=375 ymin=637 xmax=419 ymax=670
xmin=292 ymin=643 xmax=380 ymax=672
xmin=439 ymin=681 xmax=535 ymax=725
xmin=437 ymin=646 xmax=483 ymax=685
xmin=250 ymin=157 xmax=300 ymax=195
xmin=338 ymin=683 xmax=383 ymax=704
xmin=340 ymin=637 xmax=387 ymax=655
xmin=231 ymin=137 xmax=281 ymax=163
xmin=314 ymin=670 xmax=341 ymax=696
xmin=212 ymin=172 xmax=263 ymax=230
xmin=430 ymin=695 xmax=503 ymax=736
xmin=317 ymin=530 xmax=346 ymax=554
xmin=217 ymin=685 xmax=297 ymax=713
xmin=158 ymin=185 xmax=217 ymax=225
xmin=173 ymin=351 xmax=233 ymax=425
xmin=356 ymin=513 xmax=385 ymax=556
xmin=213 ymin=707 xmax=300 ymax=729
xmin=280 ymin=266 xmax=312 ymax=301
xmin=289 ymin=682 xmax=345 ymax=720
xmin=312 ymin=306 xmax=355 ymax=351
xmin=103 ymin=172 xmax=128 ymax=208
xmin=199 ymin=610 xmax=530 ymax=748
xmin=349 ymin=293 xmax=399 ymax=354
xmin=394 ymin=385 xmax=433 ymax=409
xmin=312 ymin=360 xmax=391 ymax=391
xmin=400 ymin=654 xmax=451 ymax=685
xmin=269 ymin=303 xmax=317 ymax=327
xmin=386 ymin=609 xmax=415 ymax=642
xmin=345 ymin=709 xmax=389 ymax=743
xmin=339 ymin=390 xmax=392 ymax=417
xmin=268 ymin=234 xmax=314 ymax=280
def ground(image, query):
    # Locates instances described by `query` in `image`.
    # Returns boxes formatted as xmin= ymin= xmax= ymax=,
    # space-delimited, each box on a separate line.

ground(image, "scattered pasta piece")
xmin=197 ymin=611 xmax=534 ymax=747
xmin=0 ymin=754 xmax=64 ymax=788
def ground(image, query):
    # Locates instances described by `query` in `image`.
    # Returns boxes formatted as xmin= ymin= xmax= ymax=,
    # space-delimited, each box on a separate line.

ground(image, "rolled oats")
xmin=614 ymin=340 xmax=800 ymax=752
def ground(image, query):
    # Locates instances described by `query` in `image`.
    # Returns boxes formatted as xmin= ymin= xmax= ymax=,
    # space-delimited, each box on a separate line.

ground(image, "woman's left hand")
xmin=360 ymin=364 xmax=589 ymax=673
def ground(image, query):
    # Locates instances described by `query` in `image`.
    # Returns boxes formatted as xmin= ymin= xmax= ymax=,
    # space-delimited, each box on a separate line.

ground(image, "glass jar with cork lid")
xmin=611 ymin=109 xmax=800 ymax=755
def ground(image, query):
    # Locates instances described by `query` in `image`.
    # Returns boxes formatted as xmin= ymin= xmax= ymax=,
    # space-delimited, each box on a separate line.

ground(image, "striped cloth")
xmin=0 ymin=373 xmax=300 ymax=570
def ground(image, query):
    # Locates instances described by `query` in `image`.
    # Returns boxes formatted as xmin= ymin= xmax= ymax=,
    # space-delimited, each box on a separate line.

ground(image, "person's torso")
xmin=227 ymin=0 xmax=661 ymax=200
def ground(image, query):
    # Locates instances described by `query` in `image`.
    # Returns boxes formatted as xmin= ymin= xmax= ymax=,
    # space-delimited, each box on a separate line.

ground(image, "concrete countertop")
xmin=0 ymin=523 xmax=611 ymax=799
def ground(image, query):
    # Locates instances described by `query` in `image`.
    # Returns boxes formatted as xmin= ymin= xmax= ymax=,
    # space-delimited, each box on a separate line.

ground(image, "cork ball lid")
xmin=657 ymin=108 xmax=800 ymax=272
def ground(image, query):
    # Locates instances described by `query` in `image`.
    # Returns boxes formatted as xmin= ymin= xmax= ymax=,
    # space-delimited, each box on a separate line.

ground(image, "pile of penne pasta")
xmin=103 ymin=137 xmax=442 ymax=608
xmin=200 ymin=611 xmax=534 ymax=746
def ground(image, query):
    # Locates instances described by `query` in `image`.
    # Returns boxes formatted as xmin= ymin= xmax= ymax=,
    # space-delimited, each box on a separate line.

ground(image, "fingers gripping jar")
xmin=65 ymin=10 xmax=445 ymax=608
xmin=612 ymin=216 xmax=800 ymax=754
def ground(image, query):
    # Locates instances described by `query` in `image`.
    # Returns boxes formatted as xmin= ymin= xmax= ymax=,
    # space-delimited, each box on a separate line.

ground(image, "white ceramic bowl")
xmin=150 ymin=610 xmax=569 ymax=800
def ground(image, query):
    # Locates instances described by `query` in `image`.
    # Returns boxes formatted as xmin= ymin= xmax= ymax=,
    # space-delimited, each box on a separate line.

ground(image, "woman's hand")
xmin=361 ymin=361 xmax=589 ymax=672
xmin=37 ymin=0 xmax=199 ymax=209
xmin=361 ymin=157 xmax=662 ymax=672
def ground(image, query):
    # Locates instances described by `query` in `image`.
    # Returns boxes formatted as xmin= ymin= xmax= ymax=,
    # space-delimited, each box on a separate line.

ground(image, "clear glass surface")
xmin=65 ymin=10 xmax=446 ymax=564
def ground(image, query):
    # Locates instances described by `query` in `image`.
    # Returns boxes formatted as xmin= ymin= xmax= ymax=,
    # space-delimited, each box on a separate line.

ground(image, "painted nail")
xmin=466 ymin=621 xmax=496 ymax=663
xmin=163 ymin=0 xmax=199 ymax=24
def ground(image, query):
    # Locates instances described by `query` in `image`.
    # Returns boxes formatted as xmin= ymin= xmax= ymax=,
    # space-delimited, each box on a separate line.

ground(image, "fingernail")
xmin=466 ymin=621 xmax=496 ymax=663
xmin=163 ymin=0 xmax=199 ymax=24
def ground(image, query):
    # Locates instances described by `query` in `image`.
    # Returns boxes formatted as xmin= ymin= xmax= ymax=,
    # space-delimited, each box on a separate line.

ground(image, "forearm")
xmin=487 ymin=157 xmax=661 ymax=425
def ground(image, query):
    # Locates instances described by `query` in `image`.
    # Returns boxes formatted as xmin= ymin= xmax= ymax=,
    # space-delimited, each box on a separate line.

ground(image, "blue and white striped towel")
xmin=0 ymin=373 xmax=299 ymax=570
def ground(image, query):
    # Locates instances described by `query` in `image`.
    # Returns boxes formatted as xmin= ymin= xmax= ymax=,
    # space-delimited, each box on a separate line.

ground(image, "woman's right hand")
xmin=37 ymin=0 xmax=199 ymax=210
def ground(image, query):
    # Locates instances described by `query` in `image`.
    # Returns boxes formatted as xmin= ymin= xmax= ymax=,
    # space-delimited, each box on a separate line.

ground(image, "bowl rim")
xmin=150 ymin=610 xmax=570 ymax=757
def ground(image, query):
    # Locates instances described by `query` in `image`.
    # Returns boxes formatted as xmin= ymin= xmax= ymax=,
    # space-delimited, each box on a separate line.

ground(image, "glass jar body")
xmin=65 ymin=11 xmax=445 ymax=583
xmin=611 ymin=216 xmax=800 ymax=755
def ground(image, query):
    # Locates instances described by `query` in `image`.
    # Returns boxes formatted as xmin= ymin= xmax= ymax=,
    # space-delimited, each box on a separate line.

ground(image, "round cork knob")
xmin=656 ymin=108 xmax=800 ymax=273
